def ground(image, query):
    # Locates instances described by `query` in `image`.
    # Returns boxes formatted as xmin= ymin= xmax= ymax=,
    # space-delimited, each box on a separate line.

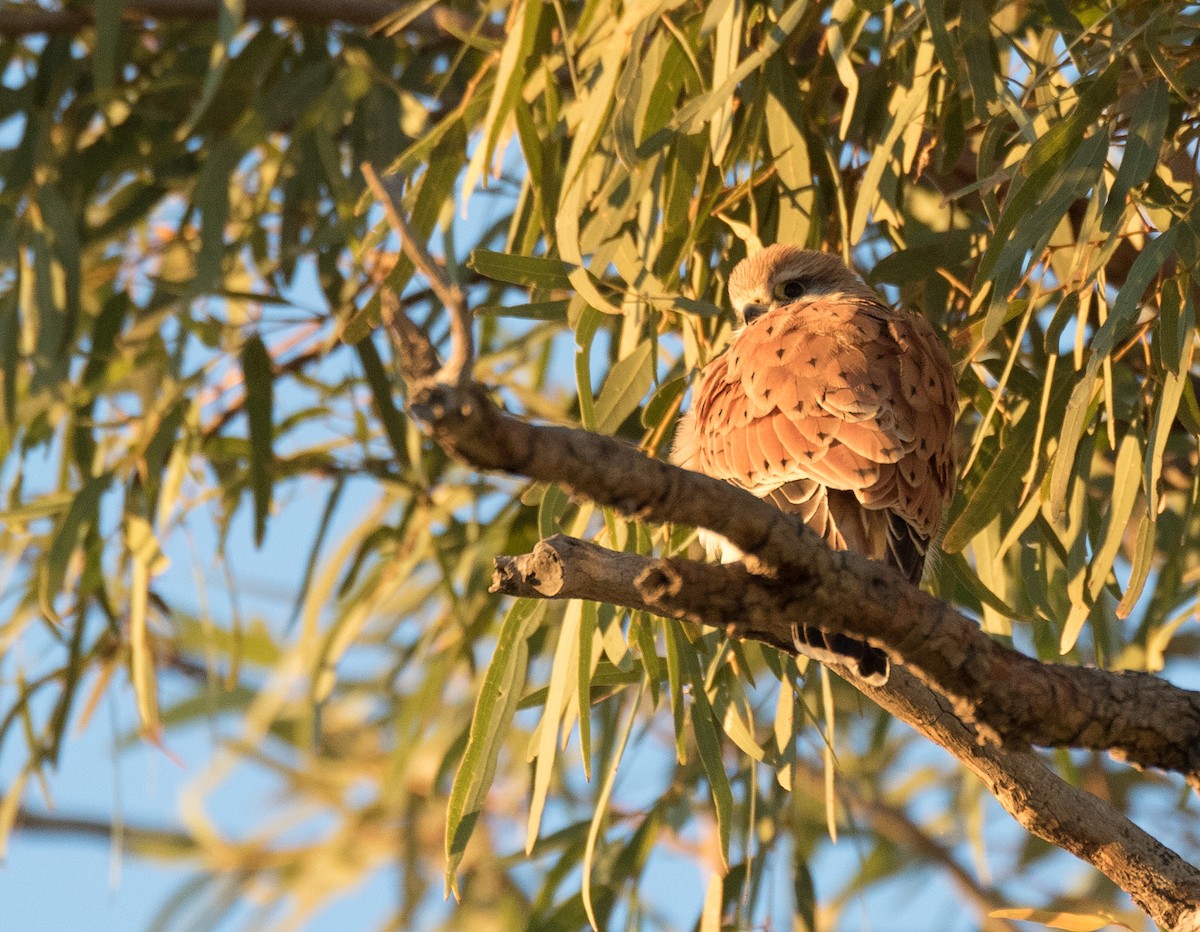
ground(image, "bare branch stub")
xmin=379 ymin=291 xmax=440 ymax=384
xmin=361 ymin=163 xmax=474 ymax=388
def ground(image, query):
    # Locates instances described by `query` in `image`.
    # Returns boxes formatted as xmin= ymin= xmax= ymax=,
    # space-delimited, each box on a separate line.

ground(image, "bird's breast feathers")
xmin=674 ymin=293 xmax=955 ymax=545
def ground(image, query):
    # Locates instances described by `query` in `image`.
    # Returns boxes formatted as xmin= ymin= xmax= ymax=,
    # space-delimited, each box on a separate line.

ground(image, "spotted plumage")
xmin=672 ymin=245 xmax=957 ymax=684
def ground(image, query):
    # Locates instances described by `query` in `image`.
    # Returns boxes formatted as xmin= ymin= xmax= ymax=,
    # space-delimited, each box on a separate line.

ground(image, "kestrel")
xmin=672 ymin=245 xmax=957 ymax=684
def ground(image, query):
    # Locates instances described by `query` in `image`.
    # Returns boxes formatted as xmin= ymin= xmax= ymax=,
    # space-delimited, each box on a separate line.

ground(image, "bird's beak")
xmin=741 ymin=303 xmax=767 ymax=324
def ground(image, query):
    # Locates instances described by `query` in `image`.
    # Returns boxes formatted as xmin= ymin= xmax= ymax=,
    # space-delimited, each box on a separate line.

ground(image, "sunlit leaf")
xmin=469 ymin=250 xmax=576 ymax=289
xmin=988 ymin=907 xmax=1133 ymax=931
xmin=594 ymin=341 xmax=653 ymax=435
xmin=446 ymin=600 xmax=543 ymax=895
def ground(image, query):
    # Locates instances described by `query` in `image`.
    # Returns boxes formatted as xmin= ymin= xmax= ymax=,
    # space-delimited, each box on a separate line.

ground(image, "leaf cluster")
xmin=2 ymin=1 xmax=1199 ymax=929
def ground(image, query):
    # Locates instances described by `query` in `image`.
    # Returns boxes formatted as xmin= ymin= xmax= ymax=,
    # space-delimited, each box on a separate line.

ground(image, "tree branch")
xmin=14 ymin=807 xmax=194 ymax=855
xmin=491 ymin=534 xmax=1200 ymax=781
xmin=364 ymin=186 xmax=1200 ymax=930
xmin=493 ymin=537 xmax=1200 ymax=930
xmin=361 ymin=163 xmax=473 ymax=388
xmin=785 ymin=762 xmax=1019 ymax=931
xmin=0 ymin=2 xmax=497 ymax=35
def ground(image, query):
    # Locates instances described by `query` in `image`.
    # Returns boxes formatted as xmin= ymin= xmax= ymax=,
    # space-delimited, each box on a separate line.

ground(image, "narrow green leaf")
xmin=662 ymin=619 xmax=688 ymax=763
xmin=1091 ymin=223 xmax=1183 ymax=367
xmin=943 ymin=374 xmax=1073 ymax=552
xmin=671 ymin=1 xmax=810 ymax=139
xmin=468 ymin=250 xmax=576 ymax=289
xmin=177 ymin=0 xmax=246 ymax=140
xmin=355 ymin=335 xmax=409 ymax=467
xmin=824 ymin=0 xmax=862 ymax=141
xmin=976 ymin=64 xmax=1119 ymax=285
xmin=582 ymin=681 xmax=645 ymax=931
xmin=721 ymin=698 xmax=765 ymax=763
xmin=684 ymin=649 xmax=732 ymax=868
xmin=1116 ymin=514 xmax=1155 ymax=619
xmin=1103 ymin=79 xmax=1169 ymax=231
xmin=629 ymin=612 xmax=661 ymax=707
xmin=793 ymin=850 xmax=817 ymax=932
xmin=578 ymin=601 xmax=596 ymax=781
xmin=706 ymin=0 xmax=741 ymax=166
xmin=0 ymin=492 xmax=75 ymax=525
xmin=1050 ymin=226 xmax=1179 ymax=515
xmin=765 ymin=55 xmax=815 ymax=245
xmin=700 ymin=0 xmax=737 ymax=36
xmin=939 ymin=550 xmax=1034 ymax=623
xmin=958 ymin=0 xmax=998 ymax=120
xmin=1147 ymin=292 xmax=1195 ymax=504
xmin=538 ymin=484 xmax=570 ymax=540
xmin=574 ymin=305 xmax=602 ymax=430
xmin=527 ymin=600 xmax=582 ymax=853
xmin=127 ymin=515 xmax=167 ymax=734
xmin=849 ymin=37 xmax=936 ymax=242
xmin=475 ymin=300 xmax=570 ymax=321
xmin=611 ymin=16 xmax=656 ymax=168
xmin=0 ymin=291 xmax=19 ymax=428
xmin=987 ymin=907 xmax=1129 ymax=931
xmin=1048 ymin=373 xmax=1102 ymax=520
xmin=0 ymin=769 xmax=30 ymax=860
xmin=819 ymin=665 xmax=838 ymax=843
xmin=595 ymin=341 xmax=653 ymax=435
xmin=445 ymin=600 xmax=543 ymax=895
xmin=981 ymin=130 xmax=1108 ymax=341
xmin=39 ymin=473 xmax=112 ymax=615
xmin=641 ymin=376 xmax=687 ymax=431
xmin=193 ymin=137 xmax=240 ymax=292
xmin=92 ymin=0 xmax=124 ymax=91
xmin=1146 ymin=601 xmax=1194 ymax=672
xmin=241 ymin=335 xmax=274 ymax=547
xmin=461 ymin=0 xmax=542 ymax=200
xmin=1088 ymin=432 xmax=1143 ymax=601
xmin=285 ymin=478 xmax=344 ymax=633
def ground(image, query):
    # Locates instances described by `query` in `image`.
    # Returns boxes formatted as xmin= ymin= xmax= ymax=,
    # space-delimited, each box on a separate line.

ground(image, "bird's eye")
xmin=779 ymin=280 xmax=807 ymax=300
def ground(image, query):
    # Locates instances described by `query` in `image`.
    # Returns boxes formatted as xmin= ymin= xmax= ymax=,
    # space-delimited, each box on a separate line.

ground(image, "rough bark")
xmin=493 ymin=536 xmax=1200 ymax=929
xmin=365 ymin=171 xmax=1200 ymax=931
xmin=425 ymin=376 xmax=1200 ymax=783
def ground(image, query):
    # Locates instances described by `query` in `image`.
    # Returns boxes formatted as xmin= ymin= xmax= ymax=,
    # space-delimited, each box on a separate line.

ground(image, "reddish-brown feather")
xmin=669 ymin=249 xmax=957 ymax=685
xmin=676 ymin=294 xmax=955 ymax=551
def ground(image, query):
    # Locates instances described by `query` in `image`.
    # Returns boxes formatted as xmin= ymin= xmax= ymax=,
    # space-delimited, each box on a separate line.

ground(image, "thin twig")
xmin=0 ymin=2 xmax=500 ymax=36
xmin=361 ymin=162 xmax=474 ymax=387
xmin=787 ymin=763 xmax=1018 ymax=931
xmin=379 ymin=291 xmax=440 ymax=383
xmin=15 ymin=807 xmax=193 ymax=850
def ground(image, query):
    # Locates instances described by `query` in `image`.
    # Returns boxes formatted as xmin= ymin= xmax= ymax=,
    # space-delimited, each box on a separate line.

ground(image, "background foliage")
xmin=2 ymin=0 xmax=1200 ymax=928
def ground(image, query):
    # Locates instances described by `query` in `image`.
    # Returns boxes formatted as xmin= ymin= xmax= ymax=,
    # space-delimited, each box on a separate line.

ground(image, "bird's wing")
xmin=680 ymin=295 xmax=956 ymax=581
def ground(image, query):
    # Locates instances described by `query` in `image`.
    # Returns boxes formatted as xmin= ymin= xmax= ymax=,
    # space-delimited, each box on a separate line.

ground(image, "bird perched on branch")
xmin=672 ymin=245 xmax=957 ymax=684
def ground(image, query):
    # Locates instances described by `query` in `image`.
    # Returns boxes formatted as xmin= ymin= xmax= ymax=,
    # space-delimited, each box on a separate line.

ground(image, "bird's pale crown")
xmin=728 ymin=244 xmax=876 ymax=325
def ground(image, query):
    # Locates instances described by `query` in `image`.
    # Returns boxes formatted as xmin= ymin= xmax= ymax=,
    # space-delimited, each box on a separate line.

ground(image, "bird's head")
xmin=727 ymin=244 xmax=873 ymax=326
